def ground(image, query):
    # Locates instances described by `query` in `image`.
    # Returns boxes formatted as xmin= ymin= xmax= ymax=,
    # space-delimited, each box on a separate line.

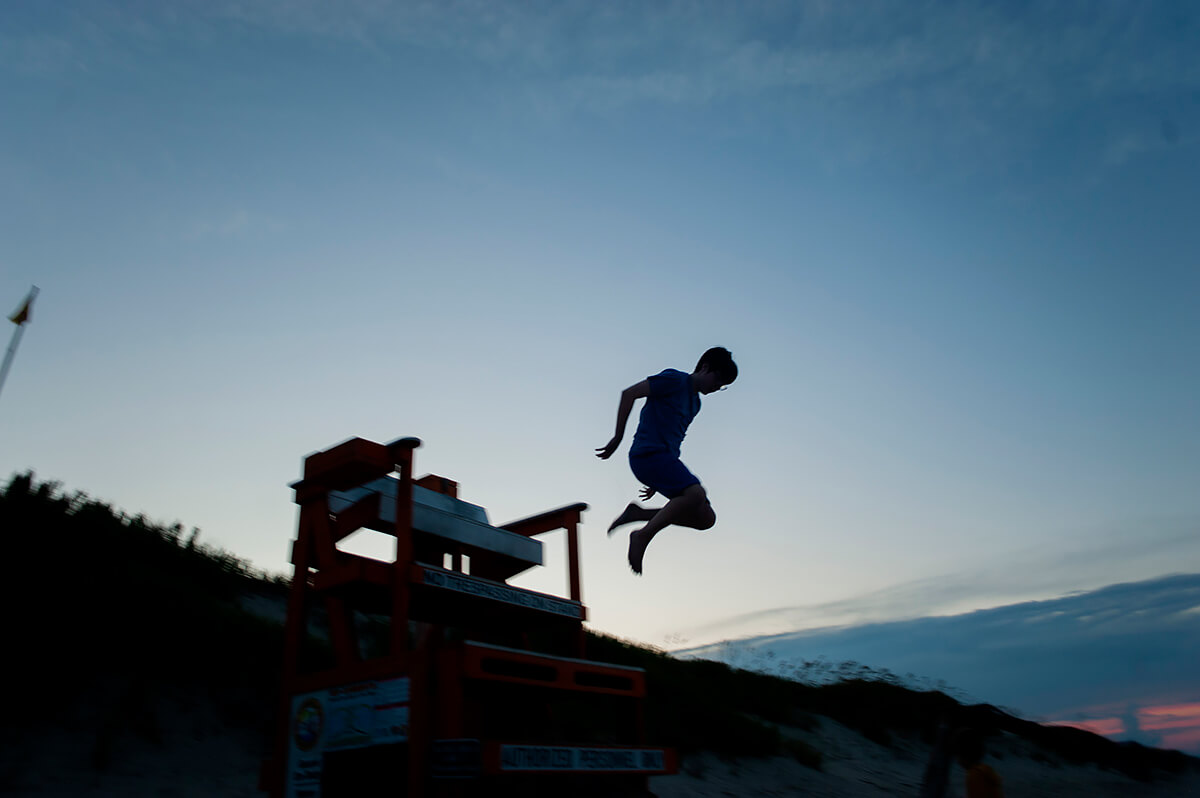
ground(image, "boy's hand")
xmin=595 ymin=438 xmax=621 ymax=459
xmin=639 ymin=485 xmax=656 ymax=501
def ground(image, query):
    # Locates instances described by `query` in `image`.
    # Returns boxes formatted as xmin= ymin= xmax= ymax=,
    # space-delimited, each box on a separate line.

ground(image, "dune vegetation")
xmin=1 ymin=472 xmax=1194 ymax=792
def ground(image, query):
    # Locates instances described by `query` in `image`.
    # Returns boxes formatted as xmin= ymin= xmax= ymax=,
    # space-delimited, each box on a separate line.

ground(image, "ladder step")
xmin=459 ymin=641 xmax=645 ymax=696
xmin=412 ymin=565 xmax=585 ymax=620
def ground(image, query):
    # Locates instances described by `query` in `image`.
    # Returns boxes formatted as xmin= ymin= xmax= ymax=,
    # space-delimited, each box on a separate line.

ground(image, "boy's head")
xmin=693 ymin=347 xmax=738 ymax=394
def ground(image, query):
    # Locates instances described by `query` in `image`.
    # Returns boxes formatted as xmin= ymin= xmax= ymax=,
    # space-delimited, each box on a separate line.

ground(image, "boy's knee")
xmin=683 ymin=485 xmax=716 ymax=529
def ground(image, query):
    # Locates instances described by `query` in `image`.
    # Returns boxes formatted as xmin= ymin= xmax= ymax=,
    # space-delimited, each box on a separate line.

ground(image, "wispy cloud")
xmin=191 ymin=2 xmax=1200 ymax=100
xmin=7 ymin=2 xmax=1197 ymax=177
xmin=675 ymin=515 xmax=1200 ymax=645
xmin=23 ymin=2 xmax=1200 ymax=111
xmin=680 ymin=572 xmax=1200 ymax=752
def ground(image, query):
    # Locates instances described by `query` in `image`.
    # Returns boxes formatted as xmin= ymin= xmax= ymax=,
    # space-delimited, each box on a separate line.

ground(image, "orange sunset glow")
xmin=1050 ymin=701 xmax=1200 ymax=753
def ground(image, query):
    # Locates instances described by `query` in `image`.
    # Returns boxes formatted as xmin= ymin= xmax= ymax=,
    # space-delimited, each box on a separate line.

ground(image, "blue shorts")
xmin=629 ymin=451 xmax=701 ymax=499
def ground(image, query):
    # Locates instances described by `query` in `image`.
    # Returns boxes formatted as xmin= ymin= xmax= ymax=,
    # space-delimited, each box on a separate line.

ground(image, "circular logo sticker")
xmin=292 ymin=697 xmax=325 ymax=752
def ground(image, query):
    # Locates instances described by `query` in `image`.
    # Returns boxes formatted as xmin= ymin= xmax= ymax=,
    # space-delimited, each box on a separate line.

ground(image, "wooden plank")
xmin=415 ymin=473 xmax=458 ymax=498
xmin=412 ymin=565 xmax=584 ymax=620
xmin=460 ymin=642 xmax=645 ymax=697
xmin=302 ymin=437 xmax=392 ymax=491
xmin=500 ymin=503 xmax=588 ymax=538
xmin=331 ymin=492 xmax=383 ymax=545
xmin=311 ymin=558 xmax=392 ymax=591
xmin=391 ymin=447 xmax=415 ymax=661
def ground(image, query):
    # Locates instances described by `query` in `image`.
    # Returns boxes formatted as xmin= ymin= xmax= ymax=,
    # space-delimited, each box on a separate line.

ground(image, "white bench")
xmin=327 ymin=477 xmax=543 ymax=579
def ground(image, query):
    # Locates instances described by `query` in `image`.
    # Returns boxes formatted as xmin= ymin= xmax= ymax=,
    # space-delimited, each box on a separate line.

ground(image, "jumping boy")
xmin=595 ymin=347 xmax=738 ymax=574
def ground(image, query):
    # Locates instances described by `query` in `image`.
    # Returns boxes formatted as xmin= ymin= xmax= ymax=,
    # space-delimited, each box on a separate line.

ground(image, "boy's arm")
xmin=595 ymin=380 xmax=650 ymax=459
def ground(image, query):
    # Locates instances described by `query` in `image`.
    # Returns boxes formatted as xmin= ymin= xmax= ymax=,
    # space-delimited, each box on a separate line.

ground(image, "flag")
xmin=9 ymin=288 xmax=36 ymax=326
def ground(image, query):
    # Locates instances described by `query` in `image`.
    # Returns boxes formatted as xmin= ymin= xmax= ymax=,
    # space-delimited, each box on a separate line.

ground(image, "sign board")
xmin=286 ymin=677 xmax=410 ymax=798
xmin=497 ymin=745 xmax=669 ymax=774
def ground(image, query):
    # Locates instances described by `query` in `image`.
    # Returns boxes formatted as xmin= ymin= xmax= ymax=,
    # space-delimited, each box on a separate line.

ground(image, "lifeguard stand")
xmin=261 ymin=436 xmax=676 ymax=797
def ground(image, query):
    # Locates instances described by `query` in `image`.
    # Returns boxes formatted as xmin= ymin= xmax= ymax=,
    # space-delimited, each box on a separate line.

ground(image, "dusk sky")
xmin=684 ymin=573 xmax=1200 ymax=754
xmin=2 ymin=0 xmax=1198 ymax=750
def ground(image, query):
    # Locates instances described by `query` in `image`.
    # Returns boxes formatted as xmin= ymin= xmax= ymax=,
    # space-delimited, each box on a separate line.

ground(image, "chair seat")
xmin=327 ymin=477 xmax=544 ymax=571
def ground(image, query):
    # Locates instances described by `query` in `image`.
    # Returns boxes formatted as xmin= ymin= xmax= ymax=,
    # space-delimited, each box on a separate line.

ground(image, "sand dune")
xmin=653 ymin=716 xmax=1200 ymax=797
xmin=7 ymin=701 xmax=1197 ymax=797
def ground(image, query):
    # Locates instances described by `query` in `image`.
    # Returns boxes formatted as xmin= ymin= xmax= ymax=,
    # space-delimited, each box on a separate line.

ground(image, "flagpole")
xmin=0 ymin=285 xmax=38 ymax=403
xmin=0 ymin=323 xmax=27 ymax=401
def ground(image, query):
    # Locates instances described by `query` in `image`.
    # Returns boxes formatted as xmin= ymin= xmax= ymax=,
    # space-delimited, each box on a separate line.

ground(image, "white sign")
xmin=499 ymin=745 xmax=666 ymax=773
xmin=285 ymin=677 xmax=410 ymax=798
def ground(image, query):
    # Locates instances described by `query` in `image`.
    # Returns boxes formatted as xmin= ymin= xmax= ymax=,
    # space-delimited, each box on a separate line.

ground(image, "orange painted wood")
xmin=325 ymin=594 xmax=357 ymax=666
xmin=310 ymin=557 xmax=392 ymax=591
xmin=330 ymin=492 xmax=383 ymax=544
xmin=436 ymin=647 xmax=466 ymax=738
xmin=459 ymin=644 xmax=646 ymax=697
xmin=270 ymin=500 xmax=322 ymax=797
xmin=390 ymin=447 xmax=415 ymax=660
xmin=406 ymin=625 xmax=436 ymax=796
xmin=566 ymin=523 xmax=582 ymax=604
xmin=272 ymin=435 xmax=672 ymax=798
xmin=302 ymin=437 xmax=392 ymax=491
xmin=500 ymin=503 xmax=588 ymax=537
xmin=309 ymin=509 xmax=337 ymax=569
xmin=281 ymin=503 xmax=320 ymax=685
xmin=415 ymin=473 xmax=458 ymax=497
xmin=385 ymin=436 xmax=422 ymax=459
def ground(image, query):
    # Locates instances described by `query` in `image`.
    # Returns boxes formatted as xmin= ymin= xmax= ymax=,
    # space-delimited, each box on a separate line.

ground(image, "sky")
xmin=2 ymin=0 xmax=1198 ymax=748
xmin=682 ymin=572 xmax=1200 ymax=754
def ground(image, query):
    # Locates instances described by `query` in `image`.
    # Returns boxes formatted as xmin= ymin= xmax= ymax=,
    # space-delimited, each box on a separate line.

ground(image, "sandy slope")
xmin=650 ymin=717 xmax=1200 ymax=798
xmin=6 ymin=706 xmax=1197 ymax=797
xmin=2 ymin=689 xmax=264 ymax=798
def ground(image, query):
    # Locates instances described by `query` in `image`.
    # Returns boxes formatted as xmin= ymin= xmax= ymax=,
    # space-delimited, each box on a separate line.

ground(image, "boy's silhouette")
xmin=596 ymin=347 xmax=738 ymax=574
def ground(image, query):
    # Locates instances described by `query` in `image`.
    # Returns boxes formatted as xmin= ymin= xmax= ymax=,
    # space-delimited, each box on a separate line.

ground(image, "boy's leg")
xmin=608 ymin=503 xmax=657 ymax=535
xmin=628 ymin=484 xmax=715 ymax=574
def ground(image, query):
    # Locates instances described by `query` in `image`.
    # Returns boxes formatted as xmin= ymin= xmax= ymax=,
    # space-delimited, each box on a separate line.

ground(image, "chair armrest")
xmin=501 ymin=503 xmax=589 ymax=537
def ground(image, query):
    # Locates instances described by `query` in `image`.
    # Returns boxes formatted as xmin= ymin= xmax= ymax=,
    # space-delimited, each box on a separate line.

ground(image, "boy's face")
xmin=693 ymin=367 xmax=728 ymax=395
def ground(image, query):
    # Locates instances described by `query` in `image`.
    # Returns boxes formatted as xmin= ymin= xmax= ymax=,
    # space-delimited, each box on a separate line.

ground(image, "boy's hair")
xmin=696 ymin=347 xmax=738 ymax=385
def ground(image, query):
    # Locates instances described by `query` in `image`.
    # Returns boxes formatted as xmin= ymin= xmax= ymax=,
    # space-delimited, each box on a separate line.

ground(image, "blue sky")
xmin=2 ymin=0 xmax=1198 ymax=727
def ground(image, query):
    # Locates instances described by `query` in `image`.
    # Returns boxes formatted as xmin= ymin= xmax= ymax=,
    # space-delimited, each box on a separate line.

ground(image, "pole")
xmin=0 ymin=285 xmax=38 ymax=403
xmin=0 ymin=324 xmax=26 ymax=402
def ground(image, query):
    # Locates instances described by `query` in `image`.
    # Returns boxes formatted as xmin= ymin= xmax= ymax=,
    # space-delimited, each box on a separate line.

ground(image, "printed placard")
xmin=285 ymin=677 xmax=410 ymax=798
xmin=498 ymin=745 xmax=667 ymax=773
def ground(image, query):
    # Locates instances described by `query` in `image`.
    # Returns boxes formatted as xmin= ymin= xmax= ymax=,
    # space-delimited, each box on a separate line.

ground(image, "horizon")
xmin=2 ymin=0 xmax=1197 ymax=760
xmin=679 ymin=572 xmax=1200 ymax=755
xmin=6 ymin=466 xmax=1197 ymax=756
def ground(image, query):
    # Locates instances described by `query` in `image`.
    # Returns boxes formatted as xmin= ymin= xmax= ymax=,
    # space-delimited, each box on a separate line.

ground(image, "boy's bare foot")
xmin=607 ymin=502 xmax=643 ymax=536
xmin=628 ymin=528 xmax=651 ymax=575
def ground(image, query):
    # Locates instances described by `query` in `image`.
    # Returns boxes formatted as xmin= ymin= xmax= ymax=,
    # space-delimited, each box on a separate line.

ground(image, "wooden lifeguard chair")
xmin=261 ymin=436 xmax=676 ymax=797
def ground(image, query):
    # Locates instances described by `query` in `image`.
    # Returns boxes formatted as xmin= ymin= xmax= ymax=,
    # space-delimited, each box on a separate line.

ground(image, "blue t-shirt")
xmin=629 ymin=369 xmax=701 ymax=458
